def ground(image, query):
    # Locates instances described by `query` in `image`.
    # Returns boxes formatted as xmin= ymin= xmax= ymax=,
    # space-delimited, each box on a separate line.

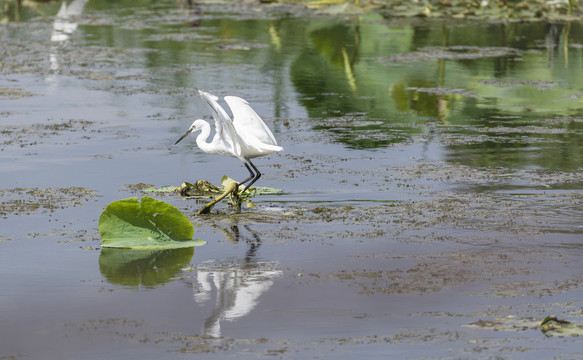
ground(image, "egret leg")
xmin=240 ymin=160 xmax=261 ymax=194
xmin=233 ymin=162 xmax=256 ymax=195
xmin=239 ymin=163 xmax=255 ymax=186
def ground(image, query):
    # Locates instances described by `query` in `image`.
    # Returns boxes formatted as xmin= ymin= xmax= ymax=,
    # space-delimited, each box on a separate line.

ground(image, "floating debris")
xmin=380 ymin=46 xmax=522 ymax=63
xmin=177 ymin=180 xmax=222 ymax=198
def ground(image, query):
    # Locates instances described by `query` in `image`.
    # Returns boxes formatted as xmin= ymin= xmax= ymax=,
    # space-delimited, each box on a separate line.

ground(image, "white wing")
xmin=198 ymin=90 xmax=242 ymax=158
xmin=225 ymin=96 xmax=279 ymax=146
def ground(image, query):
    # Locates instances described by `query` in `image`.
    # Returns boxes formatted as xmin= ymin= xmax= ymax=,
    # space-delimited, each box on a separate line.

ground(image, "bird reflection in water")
xmin=50 ymin=0 xmax=88 ymax=44
xmin=47 ymin=0 xmax=89 ymax=87
xmin=175 ymin=0 xmax=203 ymax=27
xmin=189 ymin=225 xmax=281 ymax=338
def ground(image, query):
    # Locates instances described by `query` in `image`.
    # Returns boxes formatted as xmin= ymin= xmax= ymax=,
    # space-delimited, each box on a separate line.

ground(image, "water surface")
xmin=1 ymin=1 xmax=582 ymax=359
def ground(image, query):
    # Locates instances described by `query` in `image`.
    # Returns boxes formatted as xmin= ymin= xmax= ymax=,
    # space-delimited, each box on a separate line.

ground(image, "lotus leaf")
xmin=99 ymin=197 xmax=205 ymax=249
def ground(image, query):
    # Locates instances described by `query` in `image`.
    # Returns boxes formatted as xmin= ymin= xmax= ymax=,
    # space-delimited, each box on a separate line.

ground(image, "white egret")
xmin=175 ymin=90 xmax=283 ymax=194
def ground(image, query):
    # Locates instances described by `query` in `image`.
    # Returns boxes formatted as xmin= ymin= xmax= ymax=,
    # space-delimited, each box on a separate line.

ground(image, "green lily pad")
xmin=98 ymin=197 xmax=205 ymax=249
xmin=145 ymin=185 xmax=180 ymax=193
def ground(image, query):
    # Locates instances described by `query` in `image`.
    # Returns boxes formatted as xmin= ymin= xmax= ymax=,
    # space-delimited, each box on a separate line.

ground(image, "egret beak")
xmin=175 ymin=129 xmax=193 ymax=145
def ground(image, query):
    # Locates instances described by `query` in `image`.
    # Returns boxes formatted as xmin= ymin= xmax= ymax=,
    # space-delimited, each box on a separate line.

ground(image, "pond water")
xmin=1 ymin=0 xmax=583 ymax=359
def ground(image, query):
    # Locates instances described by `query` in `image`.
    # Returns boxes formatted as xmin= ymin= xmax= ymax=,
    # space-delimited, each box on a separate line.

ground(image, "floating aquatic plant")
xmin=98 ymin=196 xmax=205 ymax=249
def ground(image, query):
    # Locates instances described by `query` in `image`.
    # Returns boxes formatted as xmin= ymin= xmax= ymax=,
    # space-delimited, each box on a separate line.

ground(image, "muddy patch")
xmin=0 ymin=87 xmax=37 ymax=99
xmin=380 ymin=46 xmax=522 ymax=64
xmin=331 ymin=251 xmax=540 ymax=296
xmin=478 ymin=79 xmax=558 ymax=90
xmin=61 ymin=316 xmax=292 ymax=354
xmin=405 ymin=86 xmax=478 ymax=98
xmin=0 ymin=187 xmax=98 ymax=217
xmin=0 ymin=119 xmax=97 ymax=148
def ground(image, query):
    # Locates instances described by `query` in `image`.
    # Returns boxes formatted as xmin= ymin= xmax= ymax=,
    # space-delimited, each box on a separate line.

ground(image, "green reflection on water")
xmin=289 ymin=16 xmax=583 ymax=169
xmin=99 ymin=247 xmax=194 ymax=287
xmin=2 ymin=0 xmax=582 ymax=172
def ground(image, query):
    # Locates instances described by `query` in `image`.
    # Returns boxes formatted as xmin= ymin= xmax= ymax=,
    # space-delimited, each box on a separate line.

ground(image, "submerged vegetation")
xmin=380 ymin=0 xmax=580 ymax=20
xmin=1 ymin=0 xmax=581 ymax=22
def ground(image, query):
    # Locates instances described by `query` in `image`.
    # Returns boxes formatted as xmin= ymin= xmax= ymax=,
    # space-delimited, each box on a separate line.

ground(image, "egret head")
xmin=175 ymin=120 xmax=204 ymax=145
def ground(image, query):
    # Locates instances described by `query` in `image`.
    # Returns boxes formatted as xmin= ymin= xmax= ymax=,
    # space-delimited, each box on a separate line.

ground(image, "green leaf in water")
xmin=252 ymin=186 xmax=284 ymax=195
xmin=145 ymin=185 xmax=179 ymax=193
xmin=98 ymin=196 xmax=205 ymax=249
xmin=539 ymin=316 xmax=583 ymax=337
